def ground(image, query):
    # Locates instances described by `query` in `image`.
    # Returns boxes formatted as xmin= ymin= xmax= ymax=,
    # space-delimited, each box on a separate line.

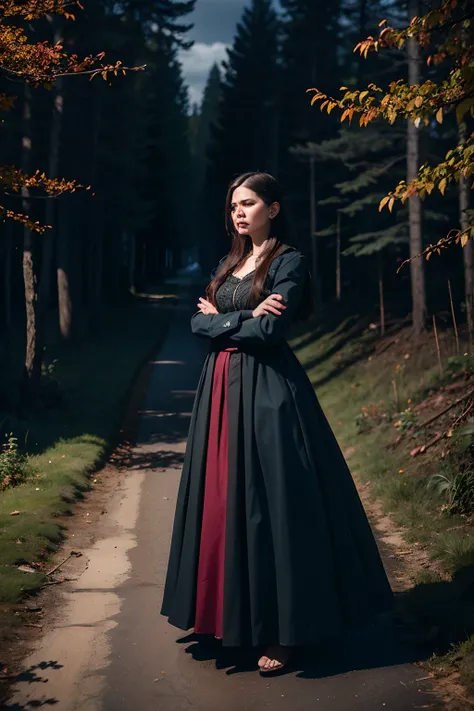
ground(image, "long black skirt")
xmin=161 ymin=341 xmax=393 ymax=647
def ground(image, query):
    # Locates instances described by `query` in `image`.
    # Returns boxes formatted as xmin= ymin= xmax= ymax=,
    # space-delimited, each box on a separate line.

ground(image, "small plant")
xmin=40 ymin=357 xmax=63 ymax=408
xmin=432 ymin=532 xmax=474 ymax=571
xmin=449 ymin=418 xmax=474 ymax=455
xmin=355 ymin=402 xmax=388 ymax=433
xmin=447 ymin=353 xmax=474 ymax=376
xmin=41 ymin=357 xmax=58 ymax=378
xmin=393 ymin=407 xmax=418 ymax=434
xmin=428 ymin=468 xmax=474 ymax=515
xmin=0 ymin=434 xmax=32 ymax=490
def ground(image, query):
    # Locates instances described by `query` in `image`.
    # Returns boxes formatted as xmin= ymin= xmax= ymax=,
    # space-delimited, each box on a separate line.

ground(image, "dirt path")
xmin=4 ymin=300 xmax=445 ymax=711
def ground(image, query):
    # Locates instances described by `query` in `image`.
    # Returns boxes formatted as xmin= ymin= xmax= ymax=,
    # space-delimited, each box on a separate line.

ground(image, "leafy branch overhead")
xmin=307 ymin=0 xmax=474 ymax=259
xmin=0 ymin=0 xmax=144 ymax=231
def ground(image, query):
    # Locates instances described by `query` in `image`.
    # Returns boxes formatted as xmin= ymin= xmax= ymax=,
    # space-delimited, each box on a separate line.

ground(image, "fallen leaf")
xmin=10 ymin=510 xmax=20 ymax=516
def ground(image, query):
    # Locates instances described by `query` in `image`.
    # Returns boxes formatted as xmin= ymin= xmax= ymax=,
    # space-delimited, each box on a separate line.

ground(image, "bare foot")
xmin=258 ymin=644 xmax=291 ymax=673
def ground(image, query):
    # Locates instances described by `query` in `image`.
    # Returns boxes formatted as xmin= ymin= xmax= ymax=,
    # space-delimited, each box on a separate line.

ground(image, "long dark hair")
xmin=206 ymin=171 xmax=314 ymax=319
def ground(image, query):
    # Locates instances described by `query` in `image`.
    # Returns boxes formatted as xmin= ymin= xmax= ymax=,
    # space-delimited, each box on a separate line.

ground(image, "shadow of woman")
xmin=174 ymin=606 xmax=432 ymax=680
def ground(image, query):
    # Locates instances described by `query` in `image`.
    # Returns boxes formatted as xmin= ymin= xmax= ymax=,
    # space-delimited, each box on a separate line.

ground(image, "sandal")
xmin=258 ymin=645 xmax=291 ymax=674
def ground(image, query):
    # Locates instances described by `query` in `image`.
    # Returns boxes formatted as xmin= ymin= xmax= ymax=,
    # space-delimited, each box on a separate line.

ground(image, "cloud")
xmin=189 ymin=0 xmax=249 ymax=43
xmin=179 ymin=41 xmax=229 ymax=109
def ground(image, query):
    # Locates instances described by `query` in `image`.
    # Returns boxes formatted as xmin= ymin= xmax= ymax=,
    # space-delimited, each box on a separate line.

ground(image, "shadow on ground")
xmin=174 ymin=566 xmax=474 ymax=685
xmin=0 ymin=660 xmax=62 ymax=709
xmin=176 ymin=606 xmax=432 ymax=679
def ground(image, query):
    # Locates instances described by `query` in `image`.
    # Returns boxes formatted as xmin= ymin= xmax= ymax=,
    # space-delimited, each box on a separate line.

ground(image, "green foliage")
xmin=428 ymin=465 xmax=474 ymax=515
xmin=447 ymin=353 xmax=474 ymax=376
xmin=308 ymin=0 xmax=474 ymax=258
xmin=394 ymin=407 xmax=418 ymax=434
xmin=355 ymin=401 xmax=389 ymax=433
xmin=0 ymin=434 xmax=33 ymax=491
xmin=449 ymin=418 xmax=474 ymax=455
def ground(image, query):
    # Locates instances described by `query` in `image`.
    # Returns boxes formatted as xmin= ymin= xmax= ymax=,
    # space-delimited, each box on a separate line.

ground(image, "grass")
xmin=290 ymin=315 xmax=474 ymax=699
xmin=0 ymin=299 xmax=172 ymax=604
xmin=292 ymin=318 xmax=474 ymax=574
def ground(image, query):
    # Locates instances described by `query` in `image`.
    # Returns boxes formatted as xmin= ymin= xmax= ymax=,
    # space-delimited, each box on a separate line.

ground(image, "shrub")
xmin=0 ymin=434 xmax=33 ymax=490
xmin=428 ymin=468 xmax=474 ymax=515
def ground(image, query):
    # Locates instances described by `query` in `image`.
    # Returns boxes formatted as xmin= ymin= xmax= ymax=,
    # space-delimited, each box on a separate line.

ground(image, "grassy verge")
xmin=290 ymin=315 xmax=474 ymax=700
xmin=0 ymin=299 xmax=172 ymax=604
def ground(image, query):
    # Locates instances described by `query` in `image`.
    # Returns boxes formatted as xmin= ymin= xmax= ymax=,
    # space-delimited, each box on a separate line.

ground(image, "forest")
xmin=1 ymin=0 xmax=472 ymax=412
xmin=1 ymin=0 xmax=474 ymax=703
xmin=0 ymin=0 xmax=472 ymax=409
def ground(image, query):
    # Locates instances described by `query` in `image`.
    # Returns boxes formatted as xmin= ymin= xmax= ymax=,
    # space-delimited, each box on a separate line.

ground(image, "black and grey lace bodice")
xmin=215 ymin=270 xmax=256 ymax=313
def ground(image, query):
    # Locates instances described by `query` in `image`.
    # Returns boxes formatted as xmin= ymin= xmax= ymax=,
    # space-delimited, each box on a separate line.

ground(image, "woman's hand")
xmin=252 ymin=293 xmax=286 ymax=318
xmin=197 ymin=297 xmax=219 ymax=315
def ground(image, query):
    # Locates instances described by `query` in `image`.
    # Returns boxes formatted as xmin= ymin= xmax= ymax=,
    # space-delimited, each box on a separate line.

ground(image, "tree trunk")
xmin=336 ymin=210 xmax=341 ymax=301
xmin=0 ymin=224 xmax=13 ymax=408
xmin=459 ymin=123 xmax=473 ymax=341
xmin=57 ymin=196 xmax=73 ymax=340
xmin=378 ymin=255 xmax=385 ymax=337
xmin=407 ymin=0 xmax=426 ymax=336
xmin=3 ymin=223 xmax=13 ymax=337
xmin=309 ymin=155 xmax=321 ymax=305
xmin=39 ymin=18 xmax=63 ymax=314
xmin=21 ymin=84 xmax=42 ymax=409
xmin=358 ymin=0 xmax=367 ymax=84
xmin=94 ymin=229 xmax=104 ymax=313
xmin=129 ymin=232 xmax=136 ymax=293
xmin=39 ymin=78 xmax=62 ymax=308
xmin=87 ymin=83 xmax=104 ymax=335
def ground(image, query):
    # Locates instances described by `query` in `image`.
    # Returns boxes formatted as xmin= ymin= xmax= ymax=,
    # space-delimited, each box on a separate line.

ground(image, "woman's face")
xmin=230 ymin=185 xmax=280 ymax=239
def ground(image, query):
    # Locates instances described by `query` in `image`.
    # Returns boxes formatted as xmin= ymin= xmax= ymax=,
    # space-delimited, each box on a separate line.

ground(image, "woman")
xmin=161 ymin=171 xmax=393 ymax=673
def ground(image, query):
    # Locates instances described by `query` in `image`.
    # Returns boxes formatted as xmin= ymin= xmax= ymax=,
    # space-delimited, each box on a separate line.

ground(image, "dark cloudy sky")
xmin=179 ymin=0 xmax=281 ymax=108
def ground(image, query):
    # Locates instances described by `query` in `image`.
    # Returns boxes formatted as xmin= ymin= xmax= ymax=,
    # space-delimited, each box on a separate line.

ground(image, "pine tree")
xmin=209 ymin=0 xmax=279 ymax=182
xmin=137 ymin=28 xmax=193 ymax=279
xmin=195 ymin=64 xmax=222 ymax=190
xmin=207 ymin=0 xmax=280 ymax=257
xmin=279 ymin=0 xmax=342 ymax=268
xmin=192 ymin=64 xmax=222 ymax=270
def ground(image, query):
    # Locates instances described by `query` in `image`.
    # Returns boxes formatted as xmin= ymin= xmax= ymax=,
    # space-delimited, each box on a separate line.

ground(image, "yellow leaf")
xmin=340 ymin=86 xmax=348 ymax=91
xmin=456 ymin=98 xmax=474 ymax=123
xmin=379 ymin=196 xmax=390 ymax=211
xmin=415 ymin=96 xmax=423 ymax=108
xmin=439 ymin=177 xmax=447 ymax=195
xmin=388 ymin=197 xmax=395 ymax=212
xmin=359 ymin=90 xmax=369 ymax=103
xmin=436 ymin=107 xmax=443 ymax=124
xmin=461 ymin=232 xmax=469 ymax=247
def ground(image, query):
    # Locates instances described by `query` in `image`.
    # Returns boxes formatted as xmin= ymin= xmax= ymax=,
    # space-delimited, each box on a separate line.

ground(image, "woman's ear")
xmin=268 ymin=202 xmax=281 ymax=220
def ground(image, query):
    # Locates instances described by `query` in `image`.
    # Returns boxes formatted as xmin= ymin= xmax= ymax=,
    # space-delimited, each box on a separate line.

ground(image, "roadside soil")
xmin=0 ymin=316 xmax=158 ymax=705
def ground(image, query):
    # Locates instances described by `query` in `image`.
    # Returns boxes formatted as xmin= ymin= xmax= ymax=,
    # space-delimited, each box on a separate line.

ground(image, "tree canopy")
xmin=308 ymin=0 xmax=474 ymax=260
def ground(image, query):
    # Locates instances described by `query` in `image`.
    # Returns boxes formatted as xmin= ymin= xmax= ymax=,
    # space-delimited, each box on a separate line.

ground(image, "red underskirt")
xmin=194 ymin=347 xmax=238 ymax=637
